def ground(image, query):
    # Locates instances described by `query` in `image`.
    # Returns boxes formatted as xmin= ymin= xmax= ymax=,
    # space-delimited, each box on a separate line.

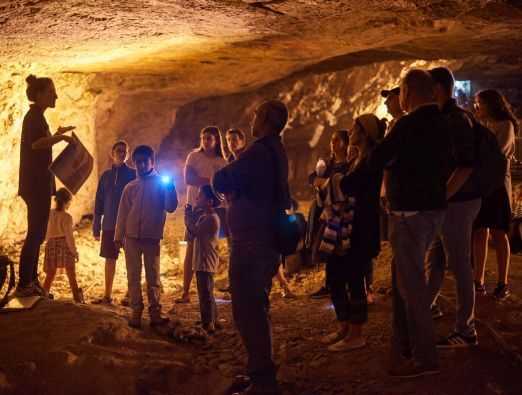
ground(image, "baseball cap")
xmin=381 ymin=87 xmax=400 ymax=98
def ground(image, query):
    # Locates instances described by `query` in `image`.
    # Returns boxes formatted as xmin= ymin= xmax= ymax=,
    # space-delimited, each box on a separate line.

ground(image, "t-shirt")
xmin=184 ymin=150 xmax=226 ymax=206
xmin=46 ymin=209 xmax=77 ymax=255
xmin=18 ymin=105 xmax=56 ymax=199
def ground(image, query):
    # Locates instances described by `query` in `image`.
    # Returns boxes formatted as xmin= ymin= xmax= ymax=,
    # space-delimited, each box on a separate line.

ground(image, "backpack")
xmin=464 ymin=111 xmax=508 ymax=198
xmin=259 ymin=140 xmax=302 ymax=257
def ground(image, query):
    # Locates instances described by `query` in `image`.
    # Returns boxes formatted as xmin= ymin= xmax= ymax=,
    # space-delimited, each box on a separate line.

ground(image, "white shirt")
xmin=184 ymin=150 xmax=226 ymax=206
xmin=46 ymin=209 xmax=77 ymax=255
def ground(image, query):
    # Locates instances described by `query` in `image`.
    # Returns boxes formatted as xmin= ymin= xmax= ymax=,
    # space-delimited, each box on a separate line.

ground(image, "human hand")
xmin=94 ymin=235 xmax=100 ymax=241
xmin=74 ymin=252 xmax=79 ymax=262
xmin=56 ymin=126 xmax=76 ymax=135
xmin=61 ymin=135 xmax=75 ymax=144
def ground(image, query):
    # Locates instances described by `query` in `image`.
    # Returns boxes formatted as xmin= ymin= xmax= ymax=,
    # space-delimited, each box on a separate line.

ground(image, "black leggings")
xmin=326 ymin=250 xmax=371 ymax=324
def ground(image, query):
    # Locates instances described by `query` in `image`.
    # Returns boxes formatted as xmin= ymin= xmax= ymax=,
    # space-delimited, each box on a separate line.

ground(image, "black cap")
xmin=381 ymin=87 xmax=400 ymax=98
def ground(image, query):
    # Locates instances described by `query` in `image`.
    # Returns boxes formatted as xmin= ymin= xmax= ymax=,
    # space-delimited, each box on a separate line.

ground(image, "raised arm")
xmin=186 ymin=214 xmax=219 ymax=239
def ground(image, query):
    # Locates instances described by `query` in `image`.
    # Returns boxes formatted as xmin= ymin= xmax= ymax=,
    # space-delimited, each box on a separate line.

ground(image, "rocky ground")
xmin=1 ymin=211 xmax=522 ymax=395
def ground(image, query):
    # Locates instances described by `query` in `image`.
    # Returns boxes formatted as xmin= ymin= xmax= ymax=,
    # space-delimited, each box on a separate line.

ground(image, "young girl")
xmin=177 ymin=126 xmax=226 ymax=304
xmin=473 ymin=89 xmax=519 ymax=300
xmin=43 ymin=188 xmax=83 ymax=303
xmin=321 ymin=114 xmax=385 ymax=352
xmin=185 ymin=185 xmax=221 ymax=333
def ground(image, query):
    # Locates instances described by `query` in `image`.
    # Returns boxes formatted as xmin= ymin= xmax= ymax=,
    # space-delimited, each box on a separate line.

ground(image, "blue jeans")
xmin=229 ymin=240 xmax=279 ymax=388
xmin=389 ymin=210 xmax=445 ymax=368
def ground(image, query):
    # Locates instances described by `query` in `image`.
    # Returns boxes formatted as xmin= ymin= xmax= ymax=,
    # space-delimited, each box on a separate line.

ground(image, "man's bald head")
xmin=400 ymin=69 xmax=435 ymax=112
xmin=252 ymin=100 xmax=288 ymax=138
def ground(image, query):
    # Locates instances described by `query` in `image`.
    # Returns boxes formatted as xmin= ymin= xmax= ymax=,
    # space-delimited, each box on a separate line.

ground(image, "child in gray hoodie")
xmin=185 ymin=185 xmax=221 ymax=333
xmin=115 ymin=145 xmax=178 ymax=329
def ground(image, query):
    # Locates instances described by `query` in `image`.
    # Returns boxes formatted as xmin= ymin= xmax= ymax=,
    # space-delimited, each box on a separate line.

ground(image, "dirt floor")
xmin=1 ymin=209 xmax=522 ymax=395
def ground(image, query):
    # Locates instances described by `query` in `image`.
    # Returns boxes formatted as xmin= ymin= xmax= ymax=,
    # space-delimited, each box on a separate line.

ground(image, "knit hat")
xmin=355 ymin=114 xmax=385 ymax=143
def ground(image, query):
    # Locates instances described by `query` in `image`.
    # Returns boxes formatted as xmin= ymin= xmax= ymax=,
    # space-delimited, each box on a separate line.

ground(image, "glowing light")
xmin=161 ymin=175 xmax=172 ymax=185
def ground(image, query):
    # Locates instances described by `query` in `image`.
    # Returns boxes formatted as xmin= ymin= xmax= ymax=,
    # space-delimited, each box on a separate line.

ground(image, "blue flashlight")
xmin=160 ymin=175 xmax=174 ymax=187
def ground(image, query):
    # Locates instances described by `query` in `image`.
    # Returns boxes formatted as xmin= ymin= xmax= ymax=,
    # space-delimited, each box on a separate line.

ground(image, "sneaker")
xmin=218 ymin=285 xmax=231 ymax=293
xmin=475 ymin=281 xmax=487 ymax=296
xmin=431 ymin=304 xmax=444 ymax=320
xmin=320 ymin=330 xmax=347 ymax=345
xmin=14 ymin=283 xmax=42 ymax=298
xmin=92 ymin=296 xmax=113 ymax=305
xmin=226 ymin=375 xmax=251 ymax=394
xmin=493 ymin=283 xmax=511 ymax=301
xmin=328 ymin=336 xmax=366 ymax=352
xmin=389 ymin=361 xmax=440 ymax=379
xmin=310 ymin=286 xmax=330 ymax=299
xmin=437 ymin=332 xmax=478 ymax=348
xmin=175 ymin=294 xmax=190 ymax=304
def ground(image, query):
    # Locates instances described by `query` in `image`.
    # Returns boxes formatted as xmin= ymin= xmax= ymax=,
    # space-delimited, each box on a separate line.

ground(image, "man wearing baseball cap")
xmin=381 ymin=87 xmax=405 ymax=132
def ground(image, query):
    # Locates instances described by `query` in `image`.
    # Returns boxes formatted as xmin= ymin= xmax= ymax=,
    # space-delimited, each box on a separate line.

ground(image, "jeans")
xmin=196 ymin=271 xmax=217 ymax=325
xmin=326 ymin=251 xmax=369 ymax=324
xmin=389 ymin=210 xmax=445 ymax=368
xmin=229 ymin=240 xmax=279 ymax=388
xmin=124 ymin=238 xmax=161 ymax=315
xmin=426 ymin=199 xmax=481 ymax=337
xmin=19 ymin=195 xmax=51 ymax=287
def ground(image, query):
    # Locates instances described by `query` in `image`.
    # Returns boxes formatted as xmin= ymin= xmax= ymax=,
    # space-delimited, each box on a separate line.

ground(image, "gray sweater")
xmin=186 ymin=211 xmax=220 ymax=273
xmin=212 ymin=135 xmax=291 ymax=244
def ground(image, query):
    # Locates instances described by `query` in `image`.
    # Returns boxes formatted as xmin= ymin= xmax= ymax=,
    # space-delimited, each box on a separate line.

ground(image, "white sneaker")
xmin=320 ymin=330 xmax=347 ymax=345
xmin=328 ymin=336 xmax=366 ymax=352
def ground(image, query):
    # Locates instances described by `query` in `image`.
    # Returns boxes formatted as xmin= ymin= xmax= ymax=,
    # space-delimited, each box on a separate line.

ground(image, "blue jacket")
xmin=93 ymin=163 xmax=136 ymax=236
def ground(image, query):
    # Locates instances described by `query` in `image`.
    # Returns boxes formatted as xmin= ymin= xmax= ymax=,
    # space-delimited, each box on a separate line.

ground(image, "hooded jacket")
xmin=114 ymin=170 xmax=178 ymax=241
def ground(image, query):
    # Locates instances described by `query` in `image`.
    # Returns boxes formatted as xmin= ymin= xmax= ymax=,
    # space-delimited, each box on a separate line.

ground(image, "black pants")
xmin=229 ymin=240 xmax=279 ymax=388
xmin=19 ymin=195 xmax=51 ymax=287
xmin=326 ymin=250 xmax=369 ymax=324
xmin=196 ymin=271 xmax=217 ymax=325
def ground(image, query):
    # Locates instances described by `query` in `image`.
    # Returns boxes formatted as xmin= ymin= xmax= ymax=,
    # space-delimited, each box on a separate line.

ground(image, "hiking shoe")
xmin=389 ymin=361 xmax=440 ymax=379
xmin=475 ymin=281 xmax=487 ymax=296
xmin=310 ymin=286 xmax=329 ymax=299
xmin=328 ymin=336 xmax=366 ymax=352
xmin=493 ymin=283 xmax=511 ymax=301
xmin=437 ymin=332 xmax=478 ymax=348
xmin=92 ymin=296 xmax=113 ymax=305
xmin=431 ymin=304 xmax=444 ymax=320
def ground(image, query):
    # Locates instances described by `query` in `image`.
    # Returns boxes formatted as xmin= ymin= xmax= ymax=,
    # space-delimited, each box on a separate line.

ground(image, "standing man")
xmin=426 ymin=67 xmax=481 ymax=346
xmin=370 ymin=69 xmax=451 ymax=378
xmin=92 ymin=140 xmax=136 ymax=305
xmin=213 ymin=100 xmax=291 ymax=395
xmin=381 ymin=87 xmax=406 ymax=133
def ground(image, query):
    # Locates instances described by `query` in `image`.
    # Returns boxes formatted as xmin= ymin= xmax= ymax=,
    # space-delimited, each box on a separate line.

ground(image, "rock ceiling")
xmin=1 ymin=0 xmax=522 ymax=95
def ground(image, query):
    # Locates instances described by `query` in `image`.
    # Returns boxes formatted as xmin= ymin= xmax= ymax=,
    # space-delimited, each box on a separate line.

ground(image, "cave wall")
xmin=158 ymin=58 xmax=459 ymax=197
xmin=0 ymin=64 xmax=99 ymax=245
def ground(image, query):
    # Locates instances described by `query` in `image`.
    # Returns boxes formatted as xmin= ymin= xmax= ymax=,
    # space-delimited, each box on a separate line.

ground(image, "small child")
xmin=43 ymin=188 xmax=83 ymax=303
xmin=115 ymin=145 xmax=178 ymax=329
xmin=185 ymin=185 xmax=221 ymax=333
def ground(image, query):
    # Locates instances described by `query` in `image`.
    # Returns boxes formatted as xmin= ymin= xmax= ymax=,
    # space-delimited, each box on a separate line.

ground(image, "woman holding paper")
xmin=15 ymin=75 xmax=75 ymax=298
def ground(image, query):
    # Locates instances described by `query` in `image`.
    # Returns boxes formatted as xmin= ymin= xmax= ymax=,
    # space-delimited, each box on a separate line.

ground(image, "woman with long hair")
xmin=321 ymin=114 xmax=385 ymax=351
xmin=473 ymin=89 xmax=519 ymax=300
xmin=15 ymin=75 xmax=76 ymax=297
xmin=177 ymin=126 xmax=226 ymax=304
xmin=308 ymin=129 xmax=350 ymax=299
